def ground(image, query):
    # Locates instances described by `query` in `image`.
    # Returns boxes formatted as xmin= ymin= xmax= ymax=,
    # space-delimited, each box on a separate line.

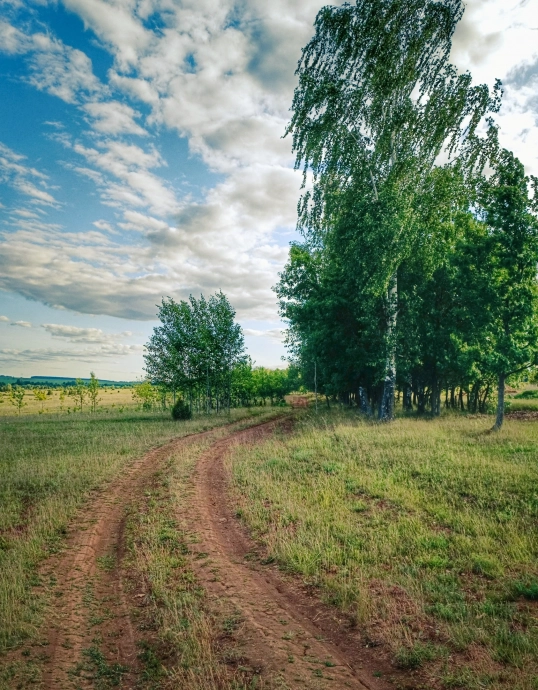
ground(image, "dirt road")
xmin=14 ymin=415 xmax=387 ymax=689
xmin=186 ymin=419 xmax=386 ymax=690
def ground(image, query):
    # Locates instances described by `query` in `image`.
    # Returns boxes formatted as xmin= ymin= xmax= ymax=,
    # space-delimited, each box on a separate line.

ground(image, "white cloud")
xmin=28 ymin=33 xmax=105 ymax=104
xmin=83 ymin=101 xmax=148 ymax=136
xmin=0 ymin=19 xmax=32 ymax=54
xmin=42 ymin=323 xmax=132 ymax=343
xmin=62 ymin=0 xmax=152 ymax=69
xmin=0 ymin=315 xmax=9 ymax=322
xmin=0 ymin=142 xmax=59 ymax=206
xmin=244 ymin=328 xmax=284 ymax=341
xmin=11 ymin=320 xmax=32 ymax=328
xmin=0 ymin=343 xmax=143 ymax=364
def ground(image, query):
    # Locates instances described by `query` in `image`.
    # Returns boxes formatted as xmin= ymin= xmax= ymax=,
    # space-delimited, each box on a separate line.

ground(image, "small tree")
xmin=10 ymin=386 xmax=26 ymax=416
xmin=87 ymin=372 xmax=100 ymax=413
xmin=33 ymin=388 xmax=47 ymax=413
xmin=133 ymin=381 xmax=156 ymax=411
xmin=74 ymin=378 xmax=87 ymax=412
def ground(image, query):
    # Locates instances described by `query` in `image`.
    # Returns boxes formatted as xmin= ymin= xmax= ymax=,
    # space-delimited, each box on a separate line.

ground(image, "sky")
xmin=0 ymin=0 xmax=537 ymax=380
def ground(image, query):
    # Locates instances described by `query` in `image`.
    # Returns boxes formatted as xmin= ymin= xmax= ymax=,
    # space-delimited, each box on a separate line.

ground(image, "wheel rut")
xmin=40 ymin=420 xmax=258 ymax=689
xmin=22 ymin=415 xmax=387 ymax=689
xmin=187 ymin=418 xmax=386 ymax=690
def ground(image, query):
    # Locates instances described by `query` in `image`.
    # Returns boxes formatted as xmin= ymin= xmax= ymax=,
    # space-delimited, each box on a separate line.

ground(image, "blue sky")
xmin=0 ymin=0 xmax=537 ymax=379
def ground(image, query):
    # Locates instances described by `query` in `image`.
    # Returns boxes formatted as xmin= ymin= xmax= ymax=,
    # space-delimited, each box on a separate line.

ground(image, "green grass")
xmin=229 ymin=410 xmax=538 ymax=689
xmin=0 ymin=407 xmax=267 ymax=652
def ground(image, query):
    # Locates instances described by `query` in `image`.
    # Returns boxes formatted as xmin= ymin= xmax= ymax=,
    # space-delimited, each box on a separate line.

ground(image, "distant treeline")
xmin=0 ymin=375 xmax=133 ymax=391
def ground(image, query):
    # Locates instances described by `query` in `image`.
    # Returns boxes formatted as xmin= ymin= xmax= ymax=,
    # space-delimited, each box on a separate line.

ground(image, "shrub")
xmin=514 ymin=390 xmax=538 ymax=399
xmin=171 ymin=398 xmax=192 ymax=420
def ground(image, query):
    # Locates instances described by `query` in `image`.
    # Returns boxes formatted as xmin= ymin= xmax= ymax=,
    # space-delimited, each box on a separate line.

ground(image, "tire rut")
xmin=40 ymin=420 xmax=261 ymax=689
xmin=187 ymin=418 xmax=386 ymax=690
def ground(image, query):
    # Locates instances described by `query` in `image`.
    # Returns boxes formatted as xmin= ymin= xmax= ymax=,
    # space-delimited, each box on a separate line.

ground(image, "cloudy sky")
xmin=0 ymin=0 xmax=536 ymax=379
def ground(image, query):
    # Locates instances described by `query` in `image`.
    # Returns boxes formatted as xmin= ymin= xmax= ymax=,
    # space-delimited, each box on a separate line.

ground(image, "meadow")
xmin=229 ymin=411 xmax=538 ymax=689
xmin=0 ymin=406 xmax=265 ymax=653
xmin=0 ymin=386 xmax=138 ymax=417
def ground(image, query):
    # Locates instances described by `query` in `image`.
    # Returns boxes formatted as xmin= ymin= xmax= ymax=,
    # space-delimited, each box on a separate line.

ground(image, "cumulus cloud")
xmin=27 ymin=34 xmax=105 ymax=104
xmin=42 ymin=323 xmax=133 ymax=344
xmin=0 ymin=343 xmax=143 ymax=364
xmin=11 ymin=320 xmax=32 ymax=328
xmin=0 ymin=315 xmax=9 ymax=322
xmin=82 ymin=101 xmax=148 ymax=136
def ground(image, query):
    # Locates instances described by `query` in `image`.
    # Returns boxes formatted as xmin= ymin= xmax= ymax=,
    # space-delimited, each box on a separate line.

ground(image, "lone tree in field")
xmin=10 ymin=386 xmax=26 ymax=416
xmin=87 ymin=372 xmax=100 ymax=413
xmin=144 ymin=291 xmax=246 ymax=413
xmin=287 ymin=0 xmax=501 ymax=419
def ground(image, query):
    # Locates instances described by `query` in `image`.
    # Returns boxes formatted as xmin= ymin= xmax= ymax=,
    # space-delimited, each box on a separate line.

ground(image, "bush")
xmin=171 ymin=398 xmax=192 ymax=420
xmin=514 ymin=389 xmax=538 ymax=399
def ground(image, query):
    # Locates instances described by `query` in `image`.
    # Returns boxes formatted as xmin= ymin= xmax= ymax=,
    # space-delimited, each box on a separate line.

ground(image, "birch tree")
xmin=287 ymin=0 xmax=501 ymax=419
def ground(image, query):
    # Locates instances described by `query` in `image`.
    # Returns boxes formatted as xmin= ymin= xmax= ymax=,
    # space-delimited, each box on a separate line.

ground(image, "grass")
xmin=228 ymin=410 xmax=538 ymax=689
xmin=0 ymin=407 xmax=268 ymax=652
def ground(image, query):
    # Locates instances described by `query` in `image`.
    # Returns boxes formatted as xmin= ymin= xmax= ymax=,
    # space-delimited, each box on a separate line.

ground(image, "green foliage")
xmin=144 ymin=291 xmax=246 ymax=413
xmin=279 ymin=0 xmax=538 ymax=425
xmin=9 ymin=387 xmax=26 ymax=416
xmin=87 ymin=372 xmax=100 ymax=413
xmin=171 ymin=398 xmax=192 ymax=420
xmin=132 ymin=381 xmax=157 ymax=411
xmin=515 ymin=390 xmax=538 ymax=399
xmin=73 ymin=378 xmax=87 ymax=412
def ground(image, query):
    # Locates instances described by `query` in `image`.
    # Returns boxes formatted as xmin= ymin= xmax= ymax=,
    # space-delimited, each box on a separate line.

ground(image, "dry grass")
xmin=229 ymin=410 xmax=538 ymax=689
xmin=0 ymin=386 xmax=139 ymax=417
xmin=0 ymin=407 xmax=264 ymax=654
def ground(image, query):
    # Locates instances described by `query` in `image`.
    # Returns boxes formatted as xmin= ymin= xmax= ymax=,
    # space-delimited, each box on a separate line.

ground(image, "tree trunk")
xmin=358 ymin=386 xmax=372 ymax=416
xmin=403 ymin=377 xmax=412 ymax=412
xmin=379 ymin=272 xmax=397 ymax=421
xmin=492 ymin=373 xmax=505 ymax=431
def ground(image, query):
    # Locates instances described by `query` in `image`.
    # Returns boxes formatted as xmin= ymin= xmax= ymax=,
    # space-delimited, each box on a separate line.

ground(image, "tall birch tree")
xmin=287 ymin=0 xmax=501 ymax=419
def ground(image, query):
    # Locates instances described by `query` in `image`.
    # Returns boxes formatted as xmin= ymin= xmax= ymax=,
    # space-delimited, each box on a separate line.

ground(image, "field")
xmin=229 ymin=411 xmax=538 ymax=689
xmin=0 ymin=407 xmax=270 ymax=654
xmin=0 ymin=386 xmax=138 ymax=417
xmin=2 ymin=401 xmax=538 ymax=690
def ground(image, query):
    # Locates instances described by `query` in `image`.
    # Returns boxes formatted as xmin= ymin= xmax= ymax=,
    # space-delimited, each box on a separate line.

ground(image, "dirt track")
xmin=186 ymin=418 xmax=388 ymax=690
xmin=25 ymin=416 xmax=387 ymax=689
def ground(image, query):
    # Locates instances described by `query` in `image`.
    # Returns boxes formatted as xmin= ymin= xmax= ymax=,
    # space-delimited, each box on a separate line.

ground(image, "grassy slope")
xmin=0 ymin=408 xmax=263 ymax=652
xmin=229 ymin=412 xmax=538 ymax=689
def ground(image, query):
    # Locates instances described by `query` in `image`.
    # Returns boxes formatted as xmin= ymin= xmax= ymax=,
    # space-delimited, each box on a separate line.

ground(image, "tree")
xmin=87 ymin=372 xmax=100 ymax=413
xmin=479 ymin=151 xmax=538 ymax=430
xmin=33 ymin=388 xmax=47 ymax=413
xmin=286 ymin=0 xmax=501 ymax=419
xmin=144 ymin=292 xmax=246 ymax=414
xmin=73 ymin=379 xmax=87 ymax=412
xmin=10 ymin=386 xmax=26 ymax=416
xmin=132 ymin=381 xmax=157 ymax=411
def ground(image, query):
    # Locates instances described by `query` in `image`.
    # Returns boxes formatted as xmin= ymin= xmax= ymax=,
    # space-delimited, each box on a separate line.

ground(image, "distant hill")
xmin=0 ymin=375 xmax=135 ymax=387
